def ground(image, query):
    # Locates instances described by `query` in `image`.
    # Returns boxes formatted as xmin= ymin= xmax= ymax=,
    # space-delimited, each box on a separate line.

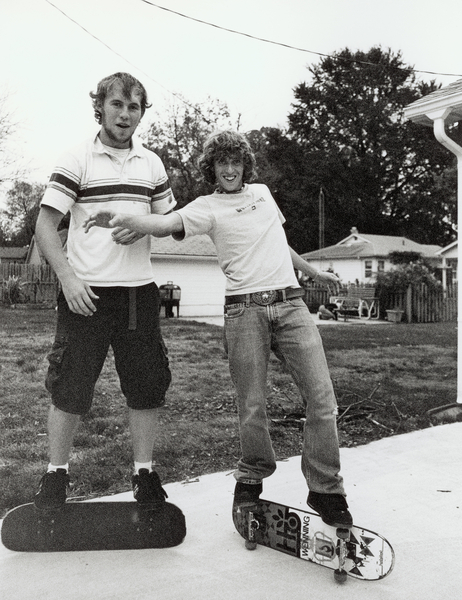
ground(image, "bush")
xmin=2 ymin=275 xmax=26 ymax=306
xmin=376 ymin=261 xmax=442 ymax=293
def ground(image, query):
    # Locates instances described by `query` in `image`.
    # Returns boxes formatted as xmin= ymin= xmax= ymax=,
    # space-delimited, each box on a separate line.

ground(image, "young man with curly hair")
xmin=84 ymin=130 xmax=353 ymax=528
xmin=34 ymin=73 xmax=176 ymax=510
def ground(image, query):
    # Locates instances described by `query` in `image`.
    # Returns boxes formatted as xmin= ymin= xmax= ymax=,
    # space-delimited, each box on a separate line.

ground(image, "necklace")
xmin=215 ymin=184 xmax=245 ymax=195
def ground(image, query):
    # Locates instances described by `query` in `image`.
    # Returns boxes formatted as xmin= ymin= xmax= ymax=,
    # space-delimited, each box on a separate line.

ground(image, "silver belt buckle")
xmin=252 ymin=290 xmax=277 ymax=306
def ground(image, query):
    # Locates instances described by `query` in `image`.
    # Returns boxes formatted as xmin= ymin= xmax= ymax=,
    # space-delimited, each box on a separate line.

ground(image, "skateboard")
xmin=233 ymin=499 xmax=394 ymax=583
xmin=1 ymin=500 xmax=186 ymax=552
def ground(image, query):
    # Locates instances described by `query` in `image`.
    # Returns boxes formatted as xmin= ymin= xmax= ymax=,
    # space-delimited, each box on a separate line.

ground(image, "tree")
xmin=0 ymin=86 xmax=26 ymax=186
xmin=274 ymin=47 xmax=457 ymax=251
xmin=0 ymin=180 xmax=45 ymax=246
xmin=142 ymin=95 xmax=237 ymax=207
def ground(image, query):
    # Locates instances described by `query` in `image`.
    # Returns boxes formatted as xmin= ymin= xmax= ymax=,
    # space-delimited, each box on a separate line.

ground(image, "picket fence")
xmin=1 ymin=263 xmax=58 ymax=305
xmin=383 ymin=283 xmax=457 ymax=323
xmin=302 ymin=281 xmax=457 ymax=323
xmin=0 ymin=264 xmax=458 ymax=323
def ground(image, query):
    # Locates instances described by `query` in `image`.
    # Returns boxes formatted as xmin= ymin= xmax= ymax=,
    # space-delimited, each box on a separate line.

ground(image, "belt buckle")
xmin=252 ymin=290 xmax=277 ymax=306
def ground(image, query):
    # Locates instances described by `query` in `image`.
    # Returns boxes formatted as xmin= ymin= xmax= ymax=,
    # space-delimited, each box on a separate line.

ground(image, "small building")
xmin=150 ymin=235 xmax=225 ymax=317
xmin=0 ymin=246 xmax=28 ymax=264
xmin=301 ymin=228 xmax=442 ymax=284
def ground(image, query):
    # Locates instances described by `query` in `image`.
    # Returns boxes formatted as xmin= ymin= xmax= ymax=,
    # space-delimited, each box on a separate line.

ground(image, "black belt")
xmin=225 ymin=288 xmax=305 ymax=306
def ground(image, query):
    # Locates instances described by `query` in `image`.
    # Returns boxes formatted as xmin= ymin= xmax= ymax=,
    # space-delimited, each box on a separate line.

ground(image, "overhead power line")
xmin=140 ymin=0 xmax=462 ymax=78
xmin=44 ymin=0 xmax=210 ymax=120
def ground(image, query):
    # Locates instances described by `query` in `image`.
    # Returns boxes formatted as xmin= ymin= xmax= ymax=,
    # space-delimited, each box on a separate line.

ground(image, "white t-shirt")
xmin=41 ymin=135 xmax=176 ymax=286
xmin=176 ymin=183 xmax=299 ymax=295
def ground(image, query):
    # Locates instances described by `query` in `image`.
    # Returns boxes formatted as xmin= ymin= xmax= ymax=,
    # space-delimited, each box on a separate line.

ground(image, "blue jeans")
xmin=224 ymin=297 xmax=345 ymax=496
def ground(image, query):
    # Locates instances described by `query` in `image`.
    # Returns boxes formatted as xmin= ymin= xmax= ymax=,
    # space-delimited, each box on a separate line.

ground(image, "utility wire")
xmin=43 ymin=0 xmax=210 ymax=121
xmin=140 ymin=0 xmax=462 ymax=78
xmin=44 ymin=0 xmax=462 ymax=125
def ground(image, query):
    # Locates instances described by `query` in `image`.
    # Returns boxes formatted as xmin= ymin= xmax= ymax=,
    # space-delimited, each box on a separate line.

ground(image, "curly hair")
xmin=89 ymin=72 xmax=152 ymax=124
xmin=198 ymin=130 xmax=257 ymax=186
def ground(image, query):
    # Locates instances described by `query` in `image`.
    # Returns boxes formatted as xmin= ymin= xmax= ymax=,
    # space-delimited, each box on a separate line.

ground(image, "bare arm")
xmin=83 ymin=210 xmax=184 ymax=238
xmin=289 ymin=247 xmax=339 ymax=284
xmin=35 ymin=205 xmax=99 ymax=316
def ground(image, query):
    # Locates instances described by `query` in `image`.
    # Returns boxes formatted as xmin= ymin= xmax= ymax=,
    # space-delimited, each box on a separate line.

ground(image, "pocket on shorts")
xmin=45 ymin=334 xmax=68 ymax=393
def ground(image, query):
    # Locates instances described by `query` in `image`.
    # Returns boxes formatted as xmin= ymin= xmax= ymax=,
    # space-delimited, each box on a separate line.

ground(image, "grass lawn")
xmin=0 ymin=306 xmax=457 ymax=516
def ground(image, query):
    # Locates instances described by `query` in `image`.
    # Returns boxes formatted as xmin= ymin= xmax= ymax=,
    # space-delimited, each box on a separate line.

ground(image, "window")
xmin=365 ymin=260 xmax=373 ymax=278
xmin=378 ymin=260 xmax=385 ymax=273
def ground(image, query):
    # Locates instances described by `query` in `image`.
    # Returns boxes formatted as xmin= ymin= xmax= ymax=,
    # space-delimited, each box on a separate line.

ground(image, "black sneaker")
xmin=307 ymin=491 xmax=353 ymax=528
xmin=34 ymin=469 xmax=69 ymax=509
xmin=233 ymin=481 xmax=263 ymax=507
xmin=132 ymin=469 xmax=168 ymax=508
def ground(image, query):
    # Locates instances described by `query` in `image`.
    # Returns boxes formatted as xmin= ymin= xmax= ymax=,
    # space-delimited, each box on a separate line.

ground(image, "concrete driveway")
xmin=1 ymin=422 xmax=461 ymax=600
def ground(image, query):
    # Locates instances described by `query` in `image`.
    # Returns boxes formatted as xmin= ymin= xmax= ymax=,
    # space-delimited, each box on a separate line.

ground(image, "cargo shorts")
xmin=45 ymin=283 xmax=171 ymax=415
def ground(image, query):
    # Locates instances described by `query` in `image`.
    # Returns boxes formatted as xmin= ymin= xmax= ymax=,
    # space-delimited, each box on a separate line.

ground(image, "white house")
xmin=300 ymin=228 xmax=442 ymax=285
xmin=435 ymin=240 xmax=458 ymax=290
xmin=150 ymin=234 xmax=225 ymax=317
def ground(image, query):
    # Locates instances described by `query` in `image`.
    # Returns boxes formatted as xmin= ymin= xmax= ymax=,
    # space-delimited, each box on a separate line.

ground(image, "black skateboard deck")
xmin=1 ymin=500 xmax=186 ymax=552
xmin=233 ymin=498 xmax=394 ymax=582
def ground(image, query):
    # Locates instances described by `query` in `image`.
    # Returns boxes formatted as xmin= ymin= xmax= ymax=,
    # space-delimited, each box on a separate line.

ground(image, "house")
xmin=404 ymin=80 xmax=462 ymax=404
xmin=27 ymin=231 xmax=226 ymax=317
xmin=435 ymin=240 xmax=458 ymax=290
xmin=300 ymin=228 xmax=442 ymax=284
xmin=0 ymin=246 xmax=28 ymax=264
xmin=26 ymin=230 xmax=68 ymax=265
xmin=150 ymin=235 xmax=225 ymax=317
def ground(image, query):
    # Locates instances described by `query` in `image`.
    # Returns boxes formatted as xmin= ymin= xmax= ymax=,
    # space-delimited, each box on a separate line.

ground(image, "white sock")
xmin=48 ymin=463 xmax=69 ymax=473
xmin=134 ymin=462 xmax=152 ymax=474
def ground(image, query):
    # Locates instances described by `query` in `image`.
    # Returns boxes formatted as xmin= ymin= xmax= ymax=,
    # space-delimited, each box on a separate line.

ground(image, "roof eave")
xmin=404 ymin=95 xmax=462 ymax=127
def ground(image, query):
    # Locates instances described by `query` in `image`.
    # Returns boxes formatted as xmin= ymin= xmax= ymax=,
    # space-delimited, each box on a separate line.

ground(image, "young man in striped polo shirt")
xmin=34 ymin=73 xmax=176 ymax=510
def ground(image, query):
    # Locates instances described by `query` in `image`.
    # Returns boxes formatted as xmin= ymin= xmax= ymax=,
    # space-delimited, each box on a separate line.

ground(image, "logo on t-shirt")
xmin=235 ymin=196 xmax=266 ymax=213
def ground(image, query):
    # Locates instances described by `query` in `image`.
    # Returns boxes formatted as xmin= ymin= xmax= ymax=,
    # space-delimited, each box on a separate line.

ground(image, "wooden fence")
xmin=1 ymin=263 xmax=58 ymax=305
xmin=1 ymin=265 xmax=458 ymax=323
xmin=382 ymin=283 xmax=457 ymax=323
xmin=303 ymin=282 xmax=457 ymax=323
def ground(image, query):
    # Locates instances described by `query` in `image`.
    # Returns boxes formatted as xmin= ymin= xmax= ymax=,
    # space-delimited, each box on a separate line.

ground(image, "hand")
xmin=83 ymin=211 xmax=116 ymax=233
xmin=61 ymin=276 xmax=99 ymax=316
xmin=111 ymin=227 xmax=145 ymax=245
xmin=315 ymin=271 xmax=340 ymax=284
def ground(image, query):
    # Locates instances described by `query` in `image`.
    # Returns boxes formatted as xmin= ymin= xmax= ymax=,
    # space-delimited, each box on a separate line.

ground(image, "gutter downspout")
xmin=431 ymin=109 xmax=462 ymax=404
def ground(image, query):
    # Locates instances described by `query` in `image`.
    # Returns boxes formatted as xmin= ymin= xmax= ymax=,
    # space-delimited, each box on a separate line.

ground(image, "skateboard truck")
xmin=334 ymin=528 xmax=350 ymax=583
xmin=235 ymin=505 xmax=260 ymax=551
xmin=245 ymin=509 xmax=260 ymax=550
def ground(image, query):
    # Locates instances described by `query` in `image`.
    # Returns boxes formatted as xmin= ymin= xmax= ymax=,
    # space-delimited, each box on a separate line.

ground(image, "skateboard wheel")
xmin=336 ymin=528 xmax=350 ymax=540
xmin=334 ymin=569 xmax=347 ymax=583
xmin=245 ymin=540 xmax=257 ymax=550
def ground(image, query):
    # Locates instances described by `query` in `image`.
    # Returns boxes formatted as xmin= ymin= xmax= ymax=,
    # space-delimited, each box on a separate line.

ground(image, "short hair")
xmin=198 ymin=130 xmax=257 ymax=185
xmin=89 ymin=72 xmax=151 ymax=124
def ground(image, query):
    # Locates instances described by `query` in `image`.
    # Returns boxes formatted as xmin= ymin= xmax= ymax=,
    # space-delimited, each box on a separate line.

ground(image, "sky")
xmin=1 ymin=0 xmax=461 ymax=188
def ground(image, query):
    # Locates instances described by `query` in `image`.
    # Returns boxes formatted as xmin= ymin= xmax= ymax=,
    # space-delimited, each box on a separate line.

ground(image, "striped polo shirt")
xmin=41 ymin=135 xmax=176 ymax=286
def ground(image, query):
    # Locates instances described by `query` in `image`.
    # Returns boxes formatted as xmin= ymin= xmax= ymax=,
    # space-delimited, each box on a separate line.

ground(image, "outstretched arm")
xmin=289 ymin=247 xmax=339 ymax=285
xmin=84 ymin=210 xmax=184 ymax=238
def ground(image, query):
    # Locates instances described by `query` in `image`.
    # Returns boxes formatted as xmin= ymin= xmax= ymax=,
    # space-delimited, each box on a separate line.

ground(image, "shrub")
xmin=2 ymin=276 xmax=26 ymax=306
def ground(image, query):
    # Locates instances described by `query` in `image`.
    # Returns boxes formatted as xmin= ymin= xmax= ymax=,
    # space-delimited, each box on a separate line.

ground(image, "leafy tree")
xmin=376 ymin=261 xmax=441 ymax=292
xmin=268 ymin=47 xmax=456 ymax=252
xmin=142 ymin=96 xmax=237 ymax=207
xmin=0 ymin=86 xmax=26 ymax=186
xmin=0 ymin=180 xmax=45 ymax=246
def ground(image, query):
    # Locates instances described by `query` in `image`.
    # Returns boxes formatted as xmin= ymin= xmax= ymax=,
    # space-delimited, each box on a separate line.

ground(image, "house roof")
xmin=404 ymin=79 xmax=462 ymax=127
xmin=0 ymin=246 xmax=28 ymax=259
xmin=301 ymin=233 xmax=442 ymax=261
xmin=150 ymin=234 xmax=217 ymax=258
xmin=435 ymin=240 xmax=458 ymax=256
